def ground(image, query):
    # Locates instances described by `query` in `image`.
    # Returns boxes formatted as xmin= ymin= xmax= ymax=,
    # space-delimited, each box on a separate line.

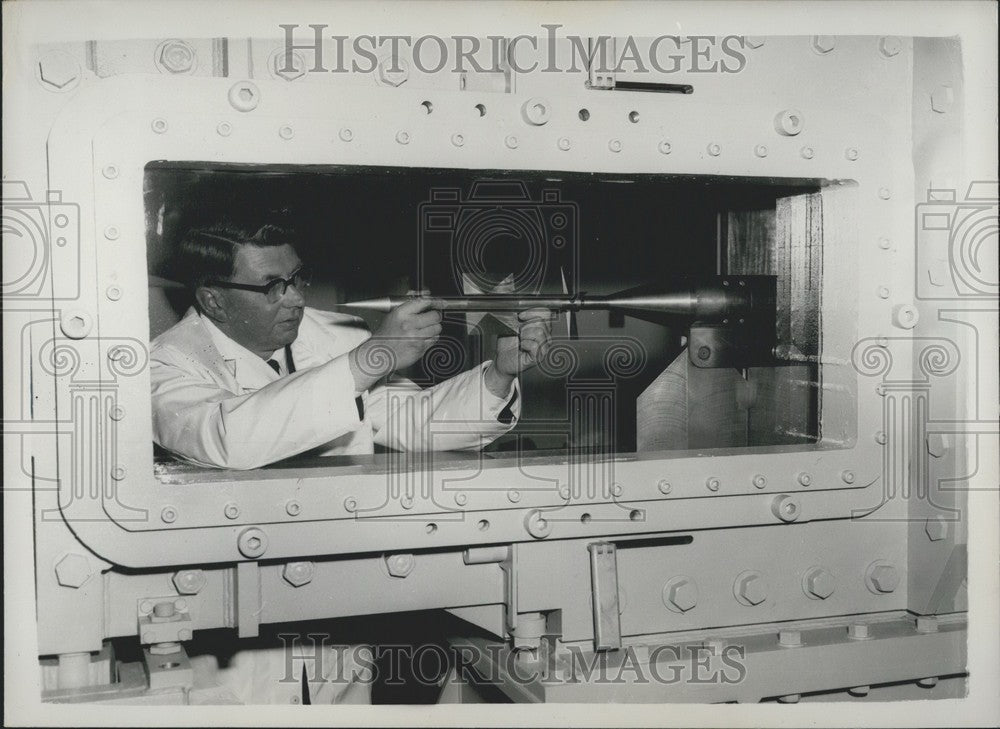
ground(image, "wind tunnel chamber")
xmin=146 ymin=164 xmax=829 ymax=461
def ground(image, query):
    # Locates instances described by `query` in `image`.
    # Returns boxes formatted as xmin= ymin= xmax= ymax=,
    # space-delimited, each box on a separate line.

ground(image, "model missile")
xmin=339 ymin=276 xmax=775 ymax=324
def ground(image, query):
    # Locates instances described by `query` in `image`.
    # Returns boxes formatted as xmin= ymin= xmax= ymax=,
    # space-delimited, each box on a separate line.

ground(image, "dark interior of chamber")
xmin=145 ymin=163 xmax=822 ymax=462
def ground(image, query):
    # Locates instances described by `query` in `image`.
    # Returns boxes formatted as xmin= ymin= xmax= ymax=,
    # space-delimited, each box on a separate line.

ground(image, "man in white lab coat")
xmin=151 ymin=222 xmax=553 ymax=703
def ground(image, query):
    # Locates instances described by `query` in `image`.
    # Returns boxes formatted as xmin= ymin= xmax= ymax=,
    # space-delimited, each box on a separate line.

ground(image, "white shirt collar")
xmin=200 ymin=312 xmax=282 ymax=380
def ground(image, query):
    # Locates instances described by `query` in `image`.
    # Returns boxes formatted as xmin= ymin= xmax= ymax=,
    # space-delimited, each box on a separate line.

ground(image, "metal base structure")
xmin=38 ymin=611 xmax=965 ymax=705
xmin=446 ymin=612 xmax=966 ymax=703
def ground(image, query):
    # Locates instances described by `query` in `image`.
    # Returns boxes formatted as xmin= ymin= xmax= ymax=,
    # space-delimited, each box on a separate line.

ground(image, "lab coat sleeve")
xmin=368 ymin=361 xmax=519 ymax=452
xmin=151 ymin=345 xmax=363 ymax=470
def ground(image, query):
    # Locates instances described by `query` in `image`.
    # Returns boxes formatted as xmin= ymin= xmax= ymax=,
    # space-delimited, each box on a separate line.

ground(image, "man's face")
xmin=214 ymin=243 xmax=306 ymax=354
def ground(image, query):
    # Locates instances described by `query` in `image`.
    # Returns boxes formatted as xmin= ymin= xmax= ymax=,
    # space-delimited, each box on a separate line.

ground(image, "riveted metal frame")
xmin=41 ymin=36 xmax=917 ymax=569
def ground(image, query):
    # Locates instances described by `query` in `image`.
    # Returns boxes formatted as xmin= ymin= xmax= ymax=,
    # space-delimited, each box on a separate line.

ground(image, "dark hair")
xmin=174 ymin=222 xmax=297 ymax=289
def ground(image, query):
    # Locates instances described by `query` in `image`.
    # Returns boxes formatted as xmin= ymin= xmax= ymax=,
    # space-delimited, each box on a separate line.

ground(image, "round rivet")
xmin=657 ymin=479 xmax=672 ymax=494
xmin=775 ymin=109 xmax=804 ymax=136
xmin=223 ymin=502 xmax=240 ymax=520
xmin=800 ymin=146 xmax=814 ymax=159
xmin=893 ymin=303 xmax=919 ymax=329
xmin=160 ymin=506 xmax=178 ymax=523
xmin=151 ymin=118 xmax=168 ymax=134
xmin=285 ymin=500 xmax=301 ymax=517
xmin=454 ymin=492 xmax=468 ymax=506
xmin=658 ymin=140 xmax=672 ymax=154
xmin=102 ymin=165 xmax=119 ymax=179
xmin=505 ymin=135 xmax=518 ymax=149
xmin=610 ymin=483 xmax=623 ymax=497
xmin=845 ymin=147 xmax=860 ymax=161
xmin=228 ymin=81 xmax=260 ymax=112
xmin=875 ymin=431 xmax=887 ymax=445
xmin=753 ymin=474 xmax=767 ymax=489
xmin=279 ymin=125 xmax=294 ymax=140
xmin=59 ymin=310 xmax=92 ymax=339
xmin=237 ymin=527 xmax=268 ymax=559
xmin=139 ymin=600 xmax=153 ymax=614
xmin=841 ymin=470 xmax=856 ymax=484
xmin=339 ymin=127 xmax=354 ymax=142
xmin=707 ymin=143 xmax=721 ymax=156
xmin=772 ymin=494 xmax=801 ymax=522
xmin=344 ymin=496 xmax=358 ymax=512
xmin=217 ymin=122 xmax=233 ymax=137
xmin=798 ymin=472 xmax=812 ymax=487
xmin=558 ymin=484 xmax=571 ymax=500
xmin=111 ymin=465 xmax=126 ymax=481
xmin=507 ymin=489 xmax=521 ymax=503
xmin=608 ymin=139 xmax=622 ymax=153
xmin=558 ymin=137 xmax=571 ymax=151
xmin=524 ymin=509 xmax=553 ymax=539
xmin=451 ymin=133 xmax=465 ymax=147
xmin=754 ymin=144 xmax=768 ymax=158
xmin=879 ymin=237 xmax=892 ymax=250
xmin=104 ymin=226 xmax=120 ymax=240
xmin=110 ymin=405 xmax=125 ymax=421
xmin=706 ymin=477 xmax=721 ymax=492
xmin=521 ymin=97 xmax=551 ymax=126
xmin=400 ymin=495 xmax=414 ymax=509
xmin=878 ymin=187 xmax=891 ymax=199
xmin=395 ymin=130 xmax=410 ymax=145
xmin=878 ymin=286 xmax=891 ymax=299
xmin=106 ymin=285 xmax=122 ymax=301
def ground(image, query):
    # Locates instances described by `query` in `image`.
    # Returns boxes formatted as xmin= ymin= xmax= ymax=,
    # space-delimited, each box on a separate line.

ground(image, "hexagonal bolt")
xmin=878 ymin=36 xmax=902 ymax=58
xmin=734 ymin=572 xmax=767 ymax=606
xmin=662 ymin=576 xmax=698 ymax=613
xmin=172 ymin=569 xmax=206 ymax=595
xmin=925 ymin=515 xmax=948 ymax=541
xmin=37 ymin=51 xmax=81 ymax=90
xmin=866 ymin=562 xmax=900 ymax=594
xmin=812 ymin=36 xmax=836 ymax=54
xmin=157 ymin=40 xmax=196 ymax=74
xmin=802 ymin=566 xmax=836 ymax=599
xmin=378 ymin=56 xmax=409 ymax=87
xmin=54 ymin=553 xmax=93 ymax=588
xmin=385 ymin=553 xmax=415 ymax=578
xmin=272 ymin=50 xmax=306 ymax=81
xmin=930 ymin=85 xmax=954 ymax=114
xmin=282 ymin=561 xmax=315 ymax=587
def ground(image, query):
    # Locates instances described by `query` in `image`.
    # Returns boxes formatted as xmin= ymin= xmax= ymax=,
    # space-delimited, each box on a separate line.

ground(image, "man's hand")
xmin=485 ymin=308 xmax=554 ymax=398
xmin=349 ymin=296 xmax=443 ymax=393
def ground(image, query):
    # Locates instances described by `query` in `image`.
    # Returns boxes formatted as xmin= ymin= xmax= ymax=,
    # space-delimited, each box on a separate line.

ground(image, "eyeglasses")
xmin=207 ymin=266 xmax=311 ymax=303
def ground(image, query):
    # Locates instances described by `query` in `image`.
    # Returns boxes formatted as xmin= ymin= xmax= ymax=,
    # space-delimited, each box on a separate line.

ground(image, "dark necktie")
xmin=267 ymin=359 xmax=281 ymax=375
